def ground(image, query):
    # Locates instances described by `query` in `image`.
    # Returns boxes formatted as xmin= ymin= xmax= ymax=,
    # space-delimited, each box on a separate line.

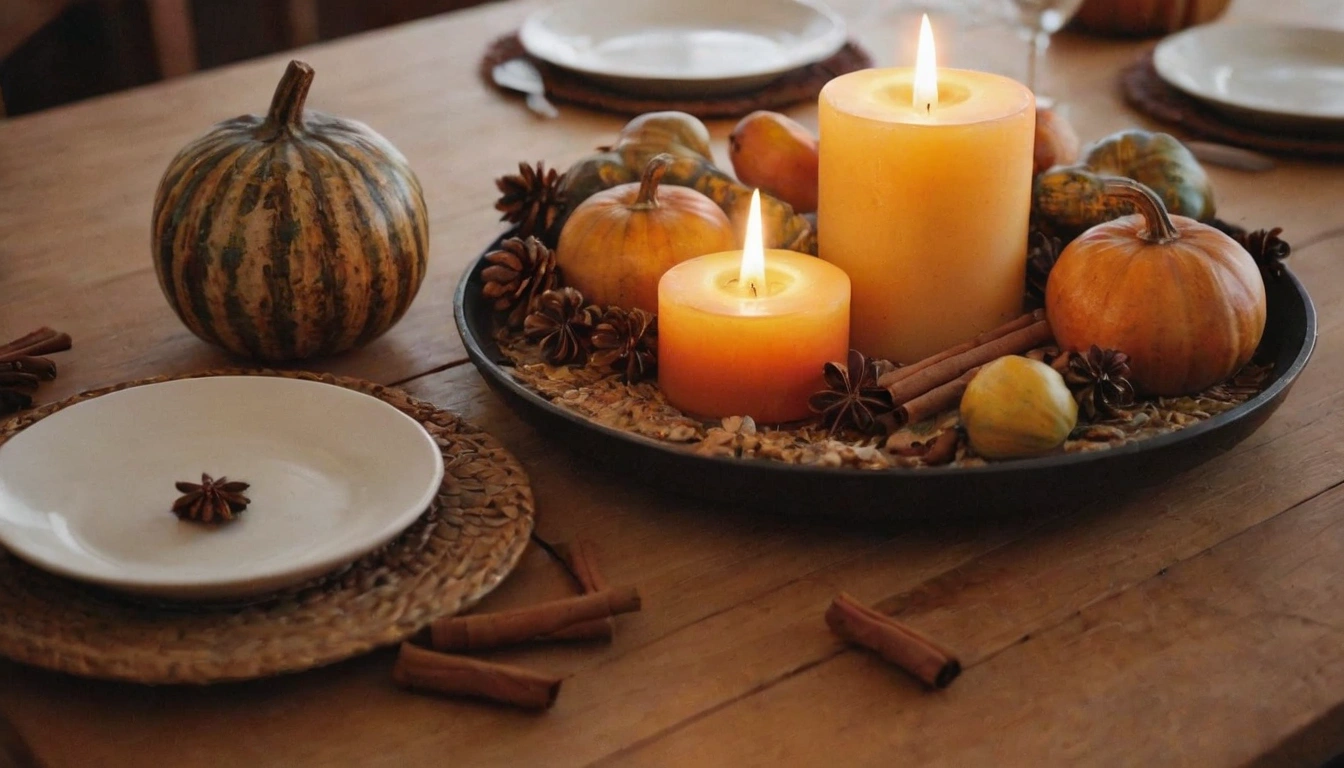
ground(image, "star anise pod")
xmin=494 ymin=161 xmax=567 ymax=244
xmin=481 ymin=236 xmax=560 ymax=329
xmin=524 ymin=287 xmax=600 ymax=365
xmin=172 ymin=473 xmax=251 ymax=525
xmin=590 ymin=307 xmax=658 ymax=383
xmin=1025 ymin=228 xmax=1063 ymax=308
xmin=1065 ymin=345 xmax=1137 ymax=421
xmin=1236 ymin=227 xmax=1291 ymax=281
xmin=808 ymin=349 xmax=894 ymax=436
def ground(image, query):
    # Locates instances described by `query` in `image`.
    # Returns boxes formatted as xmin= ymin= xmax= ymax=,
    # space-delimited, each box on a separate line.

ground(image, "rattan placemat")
xmin=1121 ymin=51 xmax=1344 ymax=161
xmin=0 ymin=370 xmax=534 ymax=685
xmin=480 ymin=32 xmax=873 ymax=119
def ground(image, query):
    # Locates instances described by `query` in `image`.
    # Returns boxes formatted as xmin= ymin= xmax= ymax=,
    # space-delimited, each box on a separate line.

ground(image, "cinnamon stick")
xmin=0 ymin=372 xmax=39 ymax=389
xmin=0 ymin=328 xmax=71 ymax=362
xmin=825 ymin=592 xmax=961 ymax=689
xmin=391 ymin=642 xmax=561 ymax=710
xmin=878 ymin=310 xmax=1044 ymax=388
xmin=894 ymin=367 xmax=979 ymax=427
xmin=544 ymin=540 xmax=615 ymax=642
xmin=429 ymin=587 xmax=641 ymax=651
xmin=0 ymin=356 xmax=56 ymax=379
xmin=885 ymin=319 xmax=1053 ymax=406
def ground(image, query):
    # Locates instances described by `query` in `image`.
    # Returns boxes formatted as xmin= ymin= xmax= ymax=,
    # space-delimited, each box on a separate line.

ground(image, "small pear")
xmin=728 ymin=111 xmax=819 ymax=214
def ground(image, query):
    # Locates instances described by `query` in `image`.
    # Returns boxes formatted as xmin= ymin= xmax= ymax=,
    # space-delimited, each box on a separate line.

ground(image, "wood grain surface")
xmin=1 ymin=0 xmax=1343 ymax=765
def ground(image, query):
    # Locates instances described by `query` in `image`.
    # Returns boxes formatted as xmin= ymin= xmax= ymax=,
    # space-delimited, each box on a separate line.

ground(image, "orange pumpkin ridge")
xmin=1045 ymin=178 xmax=1266 ymax=396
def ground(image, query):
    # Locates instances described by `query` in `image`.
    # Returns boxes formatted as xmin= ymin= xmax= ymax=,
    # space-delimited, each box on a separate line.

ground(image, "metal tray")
xmin=454 ymin=234 xmax=1316 ymax=521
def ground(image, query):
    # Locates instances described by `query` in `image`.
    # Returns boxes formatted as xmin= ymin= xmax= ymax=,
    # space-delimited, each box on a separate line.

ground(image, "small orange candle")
xmin=658 ymin=191 xmax=851 ymax=423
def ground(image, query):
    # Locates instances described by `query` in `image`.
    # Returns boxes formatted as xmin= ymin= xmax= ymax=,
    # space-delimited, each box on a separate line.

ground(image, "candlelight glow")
xmin=913 ymin=14 xmax=938 ymax=113
xmin=738 ymin=189 xmax=767 ymax=297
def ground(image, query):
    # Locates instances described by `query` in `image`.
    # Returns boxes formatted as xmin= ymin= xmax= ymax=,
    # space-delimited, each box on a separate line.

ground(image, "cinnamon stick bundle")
xmin=429 ymin=587 xmax=641 ymax=651
xmin=0 ymin=328 xmax=71 ymax=362
xmin=392 ymin=642 xmax=562 ymax=710
xmin=825 ymin=592 xmax=961 ymax=689
xmin=884 ymin=316 xmax=1053 ymax=409
xmin=544 ymin=540 xmax=615 ymax=642
xmin=895 ymin=367 xmax=979 ymax=428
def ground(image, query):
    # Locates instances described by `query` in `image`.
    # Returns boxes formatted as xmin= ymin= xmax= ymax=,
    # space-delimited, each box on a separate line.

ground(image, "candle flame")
xmin=913 ymin=14 xmax=938 ymax=114
xmin=738 ymin=189 xmax=767 ymax=297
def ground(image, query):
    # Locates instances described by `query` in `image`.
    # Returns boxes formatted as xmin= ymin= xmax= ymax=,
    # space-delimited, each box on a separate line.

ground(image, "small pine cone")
xmin=495 ymin=161 xmax=567 ymax=244
xmin=1238 ymin=227 xmax=1291 ymax=281
xmin=590 ymin=307 xmax=658 ymax=383
xmin=1024 ymin=228 xmax=1063 ymax=308
xmin=524 ymin=288 xmax=599 ymax=365
xmin=481 ymin=236 xmax=560 ymax=329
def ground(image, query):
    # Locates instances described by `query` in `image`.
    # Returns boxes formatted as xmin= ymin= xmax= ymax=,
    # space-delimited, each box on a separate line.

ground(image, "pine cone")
xmin=495 ymin=161 xmax=566 ymax=244
xmin=1025 ymin=229 xmax=1063 ymax=308
xmin=481 ymin=236 xmax=560 ymax=329
xmin=1065 ymin=345 xmax=1136 ymax=421
xmin=524 ymin=288 xmax=599 ymax=365
xmin=590 ymin=307 xmax=658 ymax=383
xmin=1238 ymin=227 xmax=1291 ymax=281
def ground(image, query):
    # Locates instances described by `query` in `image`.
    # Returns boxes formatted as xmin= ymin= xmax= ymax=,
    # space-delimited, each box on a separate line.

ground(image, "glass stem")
xmin=1029 ymin=28 xmax=1051 ymax=107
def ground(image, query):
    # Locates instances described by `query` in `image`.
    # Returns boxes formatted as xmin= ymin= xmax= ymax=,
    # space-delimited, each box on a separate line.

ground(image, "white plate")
xmin=0 ymin=377 xmax=444 ymax=600
xmin=519 ymin=0 xmax=847 ymax=96
xmin=1154 ymin=24 xmax=1344 ymax=135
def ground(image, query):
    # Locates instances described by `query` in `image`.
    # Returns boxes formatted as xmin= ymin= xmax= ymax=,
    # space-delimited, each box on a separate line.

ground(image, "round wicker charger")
xmin=0 ymin=370 xmax=534 ymax=685
xmin=481 ymin=32 xmax=873 ymax=119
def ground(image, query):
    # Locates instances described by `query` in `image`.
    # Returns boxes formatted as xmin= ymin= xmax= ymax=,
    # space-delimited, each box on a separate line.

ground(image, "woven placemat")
xmin=481 ymin=32 xmax=873 ymax=119
xmin=0 ymin=370 xmax=534 ymax=685
xmin=1121 ymin=51 xmax=1344 ymax=161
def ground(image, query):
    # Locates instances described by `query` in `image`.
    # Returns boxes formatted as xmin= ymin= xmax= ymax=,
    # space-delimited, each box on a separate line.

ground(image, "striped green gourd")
xmin=151 ymin=60 xmax=428 ymax=361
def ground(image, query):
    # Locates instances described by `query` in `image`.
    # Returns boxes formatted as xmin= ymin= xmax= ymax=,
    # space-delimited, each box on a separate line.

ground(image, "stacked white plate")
xmin=519 ymin=0 xmax=847 ymax=96
xmin=1153 ymin=23 xmax=1344 ymax=136
xmin=0 ymin=377 xmax=444 ymax=600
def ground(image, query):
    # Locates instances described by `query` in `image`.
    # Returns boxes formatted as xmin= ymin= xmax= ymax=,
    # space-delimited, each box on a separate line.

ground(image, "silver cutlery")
xmin=492 ymin=58 xmax=559 ymax=119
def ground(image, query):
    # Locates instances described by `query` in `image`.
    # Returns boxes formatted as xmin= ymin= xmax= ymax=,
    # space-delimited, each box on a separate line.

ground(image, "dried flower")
xmin=494 ymin=161 xmax=567 ymax=243
xmin=172 ymin=473 xmax=251 ymax=525
xmin=590 ymin=307 xmax=658 ymax=383
xmin=524 ymin=288 xmax=599 ymax=365
xmin=1066 ymin=345 xmax=1137 ymax=420
xmin=808 ymin=349 xmax=894 ymax=436
xmin=482 ymin=236 xmax=560 ymax=329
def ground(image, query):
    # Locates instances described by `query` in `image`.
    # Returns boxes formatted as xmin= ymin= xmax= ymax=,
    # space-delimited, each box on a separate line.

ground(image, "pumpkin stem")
xmin=1102 ymin=177 xmax=1180 ymax=244
xmin=631 ymin=154 xmax=673 ymax=209
xmin=262 ymin=60 xmax=315 ymax=136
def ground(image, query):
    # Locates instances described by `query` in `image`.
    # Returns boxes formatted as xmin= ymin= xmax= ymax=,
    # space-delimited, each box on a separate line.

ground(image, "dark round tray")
xmin=454 ymin=234 xmax=1316 ymax=521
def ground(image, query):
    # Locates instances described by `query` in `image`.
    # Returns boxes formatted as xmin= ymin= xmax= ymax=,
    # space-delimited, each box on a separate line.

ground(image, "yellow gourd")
xmin=960 ymin=356 xmax=1078 ymax=460
xmin=555 ymin=154 xmax=737 ymax=313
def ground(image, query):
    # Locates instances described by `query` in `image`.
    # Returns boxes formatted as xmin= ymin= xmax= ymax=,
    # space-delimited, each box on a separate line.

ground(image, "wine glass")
xmin=1007 ymin=0 xmax=1086 ymax=107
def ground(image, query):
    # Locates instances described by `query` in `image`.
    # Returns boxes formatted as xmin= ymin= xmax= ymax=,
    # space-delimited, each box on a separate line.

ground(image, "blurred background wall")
xmin=0 ymin=0 xmax=498 ymax=117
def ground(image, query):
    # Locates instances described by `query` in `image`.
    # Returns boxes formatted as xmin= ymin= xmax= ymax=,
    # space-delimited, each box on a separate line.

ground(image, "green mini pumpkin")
xmin=1033 ymin=130 xmax=1214 ymax=233
xmin=558 ymin=111 xmax=816 ymax=253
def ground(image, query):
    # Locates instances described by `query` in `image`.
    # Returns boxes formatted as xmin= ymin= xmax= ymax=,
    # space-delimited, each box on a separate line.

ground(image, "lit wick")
xmin=738 ymin=189 xmax=767 ymax=298
xmin=913 ymin=14 xmax=938 ymax=114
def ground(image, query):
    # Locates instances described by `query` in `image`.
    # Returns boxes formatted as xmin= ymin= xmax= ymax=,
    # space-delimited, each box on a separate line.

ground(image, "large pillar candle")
xmin=658 ymin=193 xmax=850 ymax=424
xmin=818 ymin=17 xmax=1034 ymax=364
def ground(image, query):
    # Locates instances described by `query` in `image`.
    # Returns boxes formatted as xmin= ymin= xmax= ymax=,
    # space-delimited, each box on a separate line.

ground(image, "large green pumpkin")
xmin=151 ymin=60 xmax=428 ymax=361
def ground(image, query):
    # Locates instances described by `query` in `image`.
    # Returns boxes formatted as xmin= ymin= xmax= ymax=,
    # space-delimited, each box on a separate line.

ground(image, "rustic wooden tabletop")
xmin=1 ymin=0 xmax=1343 ymax=765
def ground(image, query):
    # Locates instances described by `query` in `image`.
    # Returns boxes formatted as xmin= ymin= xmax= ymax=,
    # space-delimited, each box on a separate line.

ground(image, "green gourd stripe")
xmin=292 ymin=141 xmax=347 ymax=350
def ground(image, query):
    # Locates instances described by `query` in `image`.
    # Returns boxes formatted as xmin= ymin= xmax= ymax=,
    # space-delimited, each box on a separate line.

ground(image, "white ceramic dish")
xmin=1154 ymin=24 xmax=1344 ymax=135
xmin=519 ymin=0 xmax=847 ymax=96
xmin=0 ymin=377 xmax=444 ymax=600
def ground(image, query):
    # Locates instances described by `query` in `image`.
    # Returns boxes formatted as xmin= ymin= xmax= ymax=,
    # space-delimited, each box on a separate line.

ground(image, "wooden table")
xmin=2 ymin=1 xmax=1344 ymax=764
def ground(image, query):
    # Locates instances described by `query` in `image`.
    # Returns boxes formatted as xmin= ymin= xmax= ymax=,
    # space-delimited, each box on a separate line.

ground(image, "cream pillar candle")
xmin=818 ymin=16 xmax=1035 ymax=364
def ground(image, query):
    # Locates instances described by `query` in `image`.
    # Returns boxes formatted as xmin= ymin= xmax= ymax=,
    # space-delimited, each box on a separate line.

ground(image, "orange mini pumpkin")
xmin=555 ymin=154 xmax=737 ymax=313
xmin=1045 ymin=178 xmax=1266 ymax=396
